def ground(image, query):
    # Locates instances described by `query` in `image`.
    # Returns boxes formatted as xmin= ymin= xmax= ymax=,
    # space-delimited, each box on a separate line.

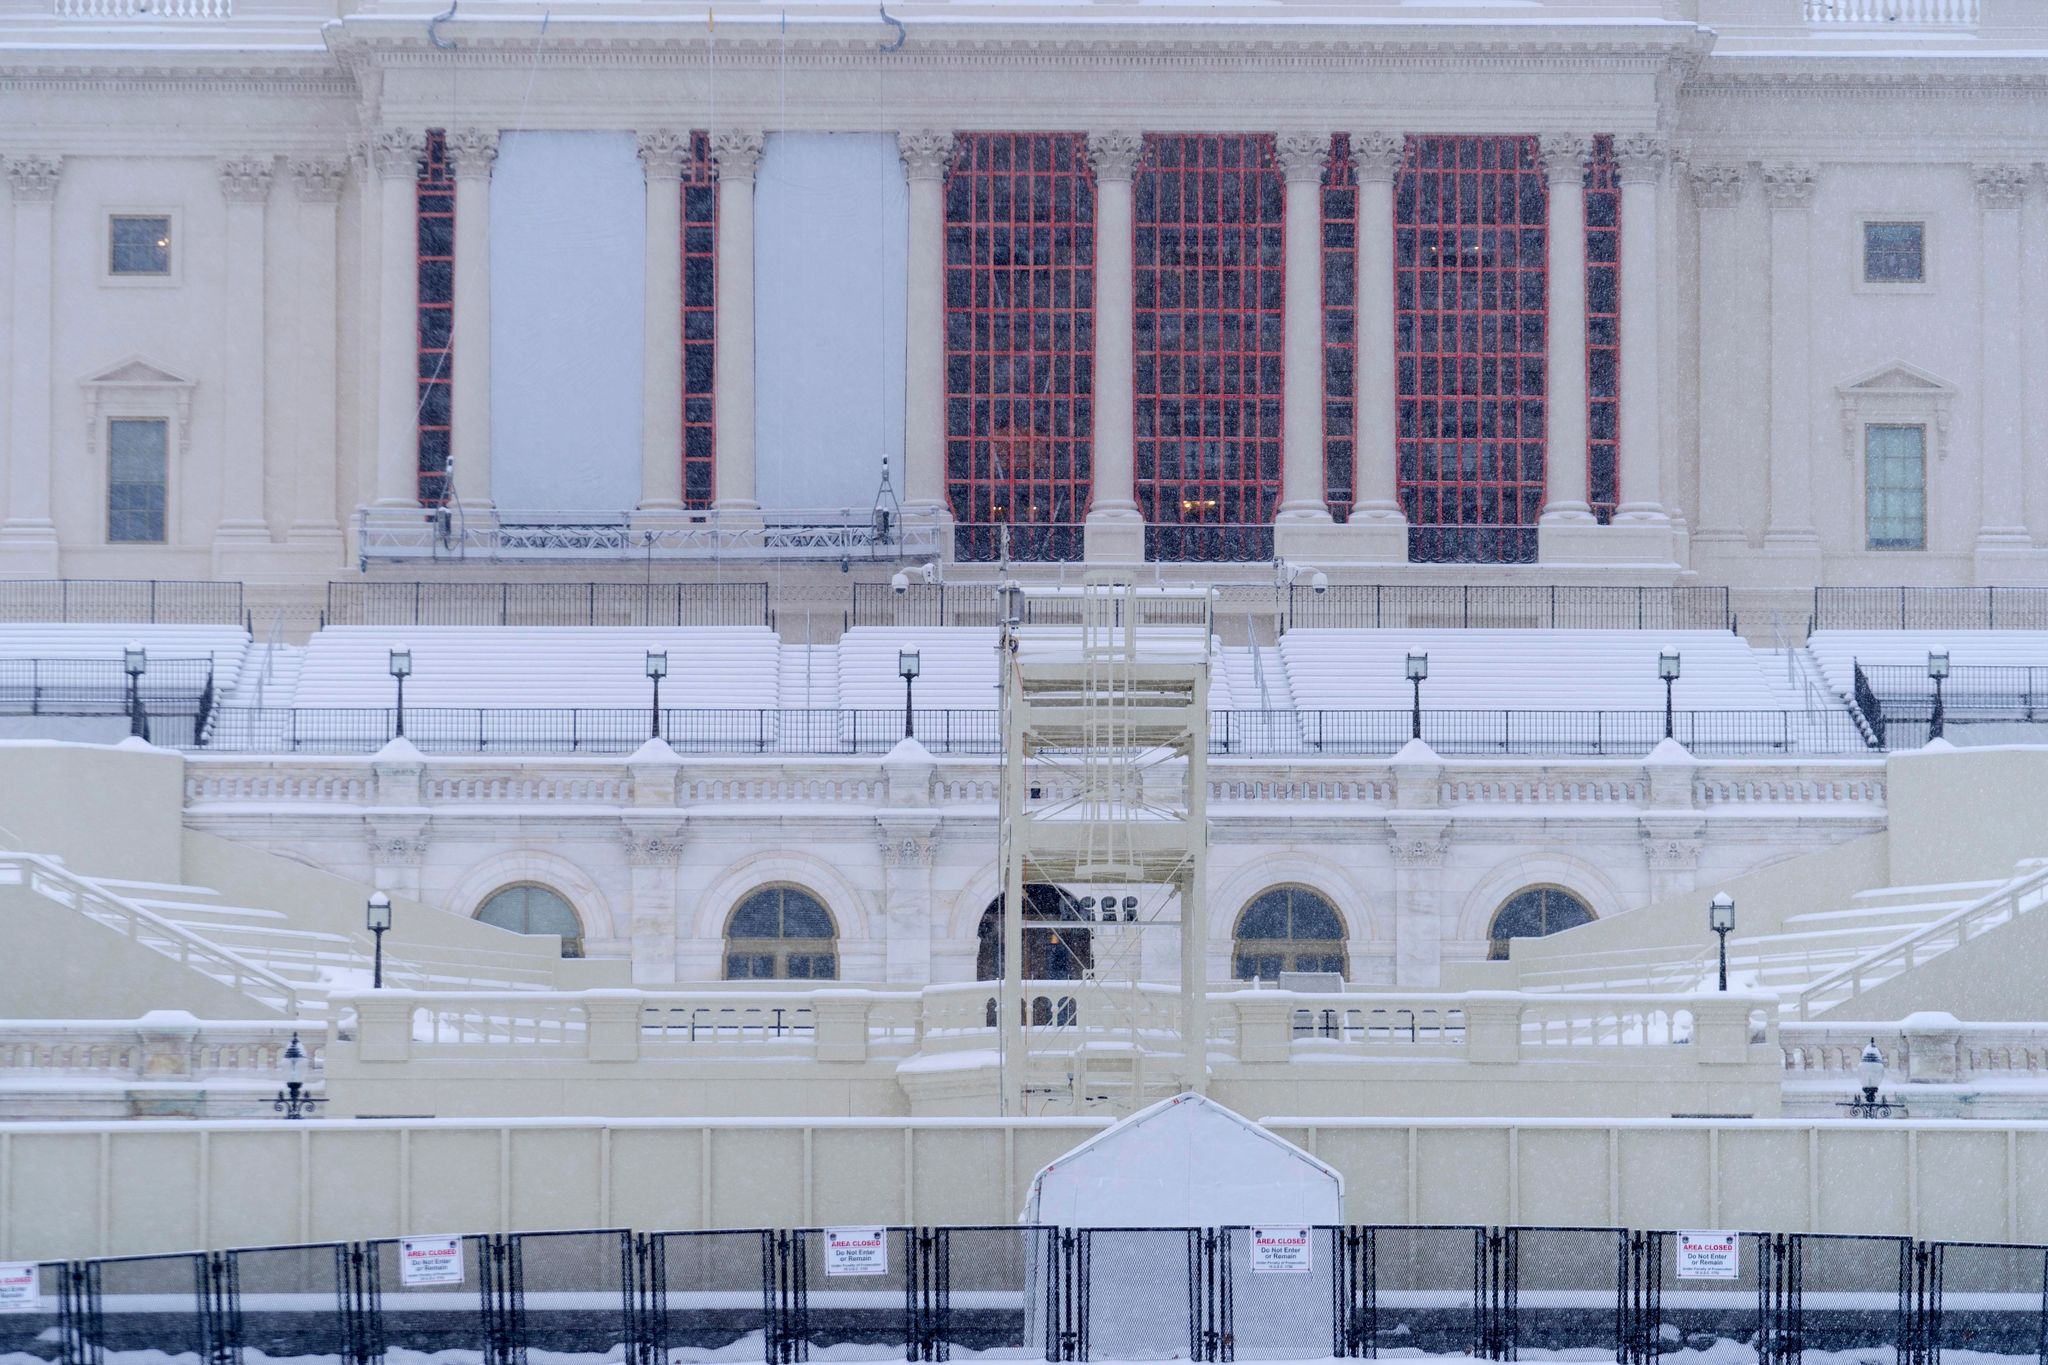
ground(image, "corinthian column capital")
xmin=637 ymin=129 xmax=692 ymax=181
xmin=710 ymin=129 xmax=764 ymax=185
xmin=445 ymin=128 xmax=500 ymax=181
xmin=1275 ymin=131 xmax=1330 ymax=183
xmin=898 ymin=129 xmax=955 ymax=182
xmin=1348 ymin=131 xmax=1404 ymax=183
xmin=1086 ymin=130 xmax=1143 ymax=183
xmin=370 ymin=128 xmax=426 ymax=181
xmin=1538 ymin=134 xmax=1592 ymax=185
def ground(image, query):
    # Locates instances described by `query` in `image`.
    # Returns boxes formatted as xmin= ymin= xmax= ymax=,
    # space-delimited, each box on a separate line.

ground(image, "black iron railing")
xmin=1814 ymin=586 xmax=2048 ymax=632
xmin=0 ymin=657 xmax=216 ymax=715
xmin=322 ymin=581 xmax=772 ymax=628
xmin=1861 ymin=663 xmax=2048 ymax=717
xmin=0 ymin=579 xmax=245 ymax=625
xmin=951 ymin=523 xmax=1086 ymax=564
xmin=185 ymin=706 xmax=1873 ymax=756
xmin=1289 ymin=584 xmax=1733 ymax=631
xmin=1145 ymin=524 xmax=1275 ymax=564
xmin=20 ymin=1225 xmax=2018 ymax=1365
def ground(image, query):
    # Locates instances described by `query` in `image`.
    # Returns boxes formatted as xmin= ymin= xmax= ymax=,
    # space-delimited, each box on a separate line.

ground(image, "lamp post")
xmin=1659 ymin=646 xmax=1682 ymax=740
xmin=367 ymin=891 xmax=392 ymax=989
xmin=1405 ymin=650 xmax=1429 ymax=741
xmin=388 ymin=645 xmax=412 ymax=739
xmin=1709 ymin=892 xmax=1734 ymax=991
xmin=1841 ymin=1038 xmax=1905 ymax=1118
xmin=899 ymin=648 xmax=921 ymax=739
xmin=1927 ymin=649 xmax=1950 ymax=740
xmin=272 ymin=1032 xmax=320 ymax=1119
xmin=123 ymin=641 xmax=148 ymax=741
xmin=646 ymin=649 xmax=668 ymax=740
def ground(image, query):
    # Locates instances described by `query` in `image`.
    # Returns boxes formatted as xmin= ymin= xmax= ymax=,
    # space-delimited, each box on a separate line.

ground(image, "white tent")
xmin=1021 ymin=1092 xmax=1343 ymax=1227
xmin=1020 ymin=1094 xmax=1344 ymax=1360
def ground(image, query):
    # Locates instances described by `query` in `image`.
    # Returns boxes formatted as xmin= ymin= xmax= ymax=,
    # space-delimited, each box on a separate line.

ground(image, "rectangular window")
xmin=110 ymin=215 xmax=172 ymax=276
xmin=944 ymin=132 xmax=1095 ymax=563
xmin=417 ymin=129 xmax=455 ymax=506
xmin=1322 ymin=134 xmax=1357 ymax=522
xmin=1395 ymin=135 xmax=1548 ymax=564
xmin=1865 ymin=423 xmax=1926 ymax=549
xmin=682 ymin=130 xmax=720 ymax=509
xmin=108 ymin=417 xmax=168 ymax=543
xmin=1584 ymin=135 xmax=1620 ymax=523
xmin=1134 ymin=133 xmax=1285 ymax=563
xmin=1863 ymin=222 xmax=1924 ymax=284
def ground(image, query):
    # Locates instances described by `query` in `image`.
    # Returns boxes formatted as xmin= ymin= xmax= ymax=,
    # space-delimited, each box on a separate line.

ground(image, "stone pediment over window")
xmin=1836 ymin=361 xmax=1954 ymax=462
xmin=81 ymin=355 xmax=196 ymax=457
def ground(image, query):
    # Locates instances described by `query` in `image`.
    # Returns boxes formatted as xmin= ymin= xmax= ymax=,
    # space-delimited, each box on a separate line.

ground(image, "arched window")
xmin=724 ymin=885 xmax=837 ymax=980
xmin=1488 ymin=886 xmax=1595 ymax=960
xmin=476 ymin=884 xmax=584 ymax=958
xmin=1233 ymin=886 xmax=1346 ymax=981
xmin=976 ymin=884 xmax=1092 ymax=981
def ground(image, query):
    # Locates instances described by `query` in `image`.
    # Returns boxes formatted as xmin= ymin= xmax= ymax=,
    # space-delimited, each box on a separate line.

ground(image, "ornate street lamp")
xmin=272 ymin=1032 xmax=321 ymax=1119
xmin=1405 ymin=650 xmax=1429 ymax=742
xmin=1659 ymin=647 xmax=1682 ymax=740
xmin=388 ymin=645 xmax=412 ymax=739
xmin=1709 ymin=892 xmax=1734 ymax=991
xmin=1841 ymin=1038 xmax=1905 ymax=1118
xmin=1927 ymin=649 xmax=1950 ymax=740
xmin=123 ymin=641 xmax=149 ymax=740
xmin=367 ymin=891 xmax=393 ymax=989
xmin=899 ymin=649 xmax=922 ymax=740
xmin=646 ymin=649 xmax=668 ymax=740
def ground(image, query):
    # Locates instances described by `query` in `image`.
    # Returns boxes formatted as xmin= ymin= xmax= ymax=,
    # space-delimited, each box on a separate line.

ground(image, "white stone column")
xmin=1760 ymin=163 xmax=1820 ymax=555
xmin=447 ymin=128 xmax=497 ymax=516
xmin=1386 ymin=820 xmax=1449 ymax=987
xmin=622 ymin=822 xmax=685 ymax=985
xmin=1083 ymin=130 xmax=1143 ymax=563
xmin=1538 ymin=134 xmax=1593 ymax=533
xmin=1974 ymin=165 xmax=2031 ymax=563
xmin=1275 ymin=132 xmax=1331 ymax=530
xmin=1349 ymin=131 xmax=1407 ymax=547
xmin=287 ymin=157 xmax=348 ymax=548
xmin=636 ymin=130 xmax=689 ymax=516
xmin=0 ymin=154 xmax=60 ymax=571
xmin=216 ymin=157 xmax=274 ymax=549
xmin=370 ymin=129 xmax=426 ymax=511
xmin=1613 ymin=134 xmax=1670 ymax=526
xmin=899 ymin=130 xmax=955 ymax=525
xmin=711 ymin=130 xmax=763 ymax=514
xmin=1688 ymin=164 xmax=1748 ymax=549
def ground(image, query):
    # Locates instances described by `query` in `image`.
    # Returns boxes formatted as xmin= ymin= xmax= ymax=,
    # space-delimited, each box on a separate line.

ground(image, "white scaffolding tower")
xmin=996 ymin=575 xmax=1213 ymax=1115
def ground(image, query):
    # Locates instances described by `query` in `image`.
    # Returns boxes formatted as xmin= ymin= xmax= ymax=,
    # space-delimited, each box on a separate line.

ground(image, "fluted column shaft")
xmin=1762 ymin=164 xmax=1818 ymax=545
xmin=217 ymin=157 xmax=273 ymax=539
xmin=1540 ymin=135 xmax=1593 ymax=524
xmin=1350 ymin=133 xmax=1405 ymax=524
xmin=2 ymin=156 xmax=59 ymax=551
xmin=289 ymin=158 xmax=348 ymax=541
xmin=1276 ymin=132 xmax=1330 ymax=522
xmin=448 ymin=129 xmax=497 ymax=513
xmin=372 ymin=130 xmax=425 ymax=508
xmin=1976 ymin=165 xmax=2030 ymax=549
xmin=1614 ymin=135 xmax=1668 ymax=523
xmin=1689 ymin=165 xmax=1747 ymax=544
xmin=900 ymin=131 xmax=955 ymax=517
xmin=1085 ymin=131 xmax=1141 ymax=529
xmin=711 ymin=130 xmax=763 ymax=512
xmin=638 ymin=131 xmax=689 ymax=512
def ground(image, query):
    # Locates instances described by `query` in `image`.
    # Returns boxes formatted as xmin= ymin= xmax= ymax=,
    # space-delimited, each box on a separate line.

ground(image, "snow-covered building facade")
xmin=0 ymin=0 xmax=2044 ymax=598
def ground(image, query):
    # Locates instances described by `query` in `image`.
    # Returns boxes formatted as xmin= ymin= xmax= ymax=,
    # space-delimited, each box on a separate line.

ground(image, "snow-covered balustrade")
xmin=0 ymin=1014 xmax=314 ymax=1119
xmin=1782 ymin=1018 xmax=2048 ymax=1082
xmin=1804 ymin=0 xmax=1978 ymax=28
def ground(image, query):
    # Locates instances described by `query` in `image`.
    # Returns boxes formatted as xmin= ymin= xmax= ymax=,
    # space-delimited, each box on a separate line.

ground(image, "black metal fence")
xmin=1289 ymin=584 xmax=1734 ymax=631
xmin=850 ymin=584 xmax=1214 ymax=632
xmin=0 ymin=579 xmax=245 ymax=625
xmin=13 ymin=1224 xmax=2026 ymax=1364
xmin=0 ymin=657 xmax=215 ymax=714
xmin=1814 ymin=586 xmax=2048 ymax=632
xmin=189 ymin=707 xmax=1875 ymax=756
xmin=323 ymin=581 xmax=773 ymax=628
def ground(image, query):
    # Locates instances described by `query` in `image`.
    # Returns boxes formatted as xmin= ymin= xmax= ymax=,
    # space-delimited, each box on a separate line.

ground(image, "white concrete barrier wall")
xmin=3 ymin=1117 xmax=2046 ymax=1261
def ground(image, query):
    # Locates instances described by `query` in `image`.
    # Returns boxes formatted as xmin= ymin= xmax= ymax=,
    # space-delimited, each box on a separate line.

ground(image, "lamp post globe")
xmin=367 ymin=891 xmax=393 ymax=989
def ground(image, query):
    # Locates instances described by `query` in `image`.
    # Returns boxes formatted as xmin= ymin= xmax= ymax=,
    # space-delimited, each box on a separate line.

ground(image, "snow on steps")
xmin=0 ymin=623 xmax=255 ymax=697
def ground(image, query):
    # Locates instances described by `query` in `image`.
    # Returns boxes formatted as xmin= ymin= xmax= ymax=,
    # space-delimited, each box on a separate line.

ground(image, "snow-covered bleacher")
xmin=1806 ymin=629 xmax=2048 ymax=700
xmin=0 ymin=622 xmax=254 ymax=698
xmin=1279 ymin=629 xmax=1782 ymax=711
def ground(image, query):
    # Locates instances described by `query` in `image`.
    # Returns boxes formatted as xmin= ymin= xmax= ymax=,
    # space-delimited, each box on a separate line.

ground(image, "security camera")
xmin=917 ymin=562 xmax=941 ymax=585
xmin=1311 ymin=570 xmax=1329 ymax=595
xmin=890 ymin=571 xmax=910 ymax=595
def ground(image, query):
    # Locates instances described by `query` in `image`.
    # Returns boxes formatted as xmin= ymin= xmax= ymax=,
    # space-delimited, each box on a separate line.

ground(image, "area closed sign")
xmin=824 ymin=1227 xmax=888 ymax=1276
xmin=1676 ymin=1232 xmax=1739 ymax=1280
xmin=1249 ymin=1227 xmax=1313 ymax=1274
xmin=398 ymin=1236 xmax=465 ymax=1287
xmin=0 ymin=1263 xmax=38 ymax=1314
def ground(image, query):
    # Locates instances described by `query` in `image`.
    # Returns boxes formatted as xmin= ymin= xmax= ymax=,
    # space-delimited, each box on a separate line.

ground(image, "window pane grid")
xmin=1864 ymin=222 xmax=1924 ymax=284
xmin=1395 ymin=135 xmax=1547 ymax=564
xmin=416 ymin=129 xmax=454 ymax=507
xmin=1865 ymin=423 xmax=1926 ymax=550
xmin=944 ymin=132 xmax=1095 ymax=563
xmin=1322 ymin=135 xmax=1357 ymax=522
xmin=1134 ymin=133 xmax=1285 ymax=563
xmin=108 ymin=417 xmax=168 ymax=544
xmin=682 ymin=130 xmax=720 ymax=509
xmin=110 ymin=215 xmax=171 ymax=276
xmin=1584 ymin=135 xmax=1619 ymax=524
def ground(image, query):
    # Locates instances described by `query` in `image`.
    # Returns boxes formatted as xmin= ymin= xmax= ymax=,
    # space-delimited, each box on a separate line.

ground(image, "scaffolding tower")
xmin=996 ymin=575 xmax=1213 ymax=1115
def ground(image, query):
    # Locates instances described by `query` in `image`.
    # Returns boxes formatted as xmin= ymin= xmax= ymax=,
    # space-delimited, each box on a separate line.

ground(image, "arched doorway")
xmin=976 ymin=884 xmax=1092 ymax=981
xmin=475 ymin=883 xmax=585 ymax=958
xmin=1487 ymin=886 xmax=1595 ymax=960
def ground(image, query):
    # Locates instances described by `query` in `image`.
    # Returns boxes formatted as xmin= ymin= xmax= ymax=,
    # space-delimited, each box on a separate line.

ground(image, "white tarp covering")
xmin=1022 ymin=1094 xmax=1344 ymax=1360
xmin=754 ymin=131 xmax=907 ymax=513
xmin=489 ymin=130 xmax=647 ymax=512
xmin=1022 ymin=1092 xmax=1344 ymax=1227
